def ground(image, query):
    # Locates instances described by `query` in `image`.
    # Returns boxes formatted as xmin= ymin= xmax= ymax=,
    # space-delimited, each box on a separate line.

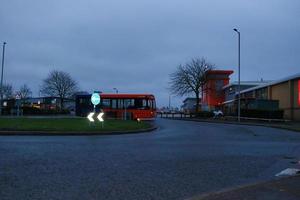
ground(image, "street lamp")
xmin=0 ymin=42 xmax=7 ymax=116
xmin=233 ymin=28 xmax=241 ymax=122
xmin=113 ymin=88 xmax=118 ymax=94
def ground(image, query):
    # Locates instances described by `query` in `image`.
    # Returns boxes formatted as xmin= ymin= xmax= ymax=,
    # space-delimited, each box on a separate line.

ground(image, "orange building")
xmin=201 ymin=70 xmax=233 ymax=111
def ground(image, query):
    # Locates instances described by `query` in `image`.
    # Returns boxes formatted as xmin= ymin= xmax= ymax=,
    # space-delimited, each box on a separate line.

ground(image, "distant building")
xmin=0 ymin=96 xmax=75 ymax=115
xmin=23 ymin=97 xmax=75 ymax=111
xmin=182 ymin=69 xmax=300 ymax=121
xmin=223 ymin=81 xmax=271 ymax=102
xmin=222 ymin=73 xmax=300 ymax=121
xmin=238 ymin=74 xmax=300 ymax=120
xmin=201 ymin=70 xmax=233 ymax=111
xmin=181 ymin=97 xmax=199 ymax=113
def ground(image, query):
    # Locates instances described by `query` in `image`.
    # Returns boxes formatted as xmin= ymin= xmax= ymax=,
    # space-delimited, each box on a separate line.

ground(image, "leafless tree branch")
xmin=169 ymin=57 xmax=214 ymax=112
xmin=40 ymin=70 xmax=79 ymax=110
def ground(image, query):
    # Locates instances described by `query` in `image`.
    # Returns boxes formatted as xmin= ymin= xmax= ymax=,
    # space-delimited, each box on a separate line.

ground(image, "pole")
xmin=124 ymin=101 xmax=127 ymax=120
xmin=169 ymin=95 xmax=171 ymax=110
xmin=0 ymin=42 xmax=6 ymax=116
xmin=113 ymin=88 xmax=118 ymax=94
xmin=238 ymin=31 xmax=241 ymax=122
xmin=17 ymin=100 xmax=20 ymax=116
xmin=233 ymin=29 xmax=241 ymax=122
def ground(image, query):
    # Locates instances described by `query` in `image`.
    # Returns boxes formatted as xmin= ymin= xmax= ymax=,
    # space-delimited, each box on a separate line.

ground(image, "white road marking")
xmin=275 ymin=168 xmax=300 ymax=177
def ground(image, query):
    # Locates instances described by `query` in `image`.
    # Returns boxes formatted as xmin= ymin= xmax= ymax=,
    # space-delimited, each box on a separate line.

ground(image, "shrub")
xmin=22 ymin=107 xmax=70 ymax=115
xmin=194 ymin=111 xmax=214 ymax=118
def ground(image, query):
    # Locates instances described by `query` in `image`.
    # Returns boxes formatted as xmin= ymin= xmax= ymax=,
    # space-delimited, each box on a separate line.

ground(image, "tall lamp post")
xmin=0 ymin=42 xmax=7 ymax=116
xmin=233 ymin=28 xmax=241 ymax=122
xmin=113 ymin=88 xmax=118 ymax=94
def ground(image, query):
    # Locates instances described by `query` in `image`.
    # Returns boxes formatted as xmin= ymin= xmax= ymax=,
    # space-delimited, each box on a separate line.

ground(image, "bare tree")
xmin=17 ymin=84 xmax=32 ymax=99
xmin=2 ymin=83 xmax=13 ymax=99
xmin=169 ymin=58 xmax=213 ymax=112
xmin=40 ymin=70 xmax=78 ymax=110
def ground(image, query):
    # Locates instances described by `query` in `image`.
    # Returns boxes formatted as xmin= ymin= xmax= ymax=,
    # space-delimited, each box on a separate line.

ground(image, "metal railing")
xmin=157 ymin=112 xmax=195 ymax=119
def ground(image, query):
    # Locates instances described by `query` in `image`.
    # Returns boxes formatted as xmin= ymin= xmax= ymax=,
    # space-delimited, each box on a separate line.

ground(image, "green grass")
xmin=0 ymin=117 xmax=152 ymax=132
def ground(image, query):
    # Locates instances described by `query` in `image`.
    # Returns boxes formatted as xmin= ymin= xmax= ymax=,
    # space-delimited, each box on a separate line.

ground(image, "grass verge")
xmin=0 ymin=117 xmax=152 ymax=133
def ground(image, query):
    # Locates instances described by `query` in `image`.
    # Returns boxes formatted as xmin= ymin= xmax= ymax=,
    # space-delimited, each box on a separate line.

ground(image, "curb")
xmin=0 ymin=125 xmax=158 ymax=136
xmin=186 ymin=174 xmax=300 ymax=200
xmin=164 ymin=117 xmax=300 ymax=132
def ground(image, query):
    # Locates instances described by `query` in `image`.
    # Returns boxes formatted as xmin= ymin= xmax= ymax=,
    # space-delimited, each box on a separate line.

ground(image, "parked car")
xmin=213 ymin=110 xmax=224 ymax=118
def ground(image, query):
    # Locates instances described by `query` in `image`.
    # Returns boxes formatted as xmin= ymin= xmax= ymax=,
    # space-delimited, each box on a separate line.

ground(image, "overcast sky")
xmin=1 ymin=0 xmax=299 ymax=107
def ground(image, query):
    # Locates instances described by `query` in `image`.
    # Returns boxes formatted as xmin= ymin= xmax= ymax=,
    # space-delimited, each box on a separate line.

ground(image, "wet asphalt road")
xmin=0 ymin=119 xmax=300 ymax=200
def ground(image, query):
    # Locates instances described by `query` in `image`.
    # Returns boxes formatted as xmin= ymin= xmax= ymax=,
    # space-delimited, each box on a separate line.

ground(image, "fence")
xmin=157 ymin=112 xmax=195 ymax=118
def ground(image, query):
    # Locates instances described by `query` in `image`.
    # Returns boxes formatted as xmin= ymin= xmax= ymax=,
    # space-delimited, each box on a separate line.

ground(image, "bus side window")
xmin=143 ymin=99 xmax=148 ymax=108
xmin=153 ymin=100 xmax=156 ymax=109
xmin=112 ymin=99 xmax=117 ymax=109
xmin=124 ymin=99 xmax=132 ymax=108
xmin=118 ymin=99 xmax=124 ymax=109
xmin=102 ymin=99 xmax=111 ymax=108
xmin=134 ymin=99 xmax=145 ymax=109
xmin=148 ymin=99 xmax=153 ymax=109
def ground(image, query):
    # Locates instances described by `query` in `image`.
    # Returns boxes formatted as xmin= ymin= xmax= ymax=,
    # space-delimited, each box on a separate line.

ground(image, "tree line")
xmin=3 ymin=57 xmax=214 ymax=113
xmin=2 ymin=70 xmax=79 ymax=109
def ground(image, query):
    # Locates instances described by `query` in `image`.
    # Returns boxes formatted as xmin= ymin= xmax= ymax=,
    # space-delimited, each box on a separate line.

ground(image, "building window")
xmin=215 ymin=80 xmax=223 ymax=96
xmin=256 ymin=88 xmax=267 ymax=99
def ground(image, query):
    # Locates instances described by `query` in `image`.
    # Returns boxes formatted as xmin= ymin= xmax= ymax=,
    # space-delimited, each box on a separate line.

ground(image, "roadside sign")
xmin=87 ymin=112 xmax=95 ymax=122
xmin=15 ymin=94 xmax=21 ymax=100
xmin=87 ymin=112 xmax=104 ymax=122
xmin=97 ymin=112 xmax=104 ymax=122
xmin=91 ymin=93 xmax=100 ymax=105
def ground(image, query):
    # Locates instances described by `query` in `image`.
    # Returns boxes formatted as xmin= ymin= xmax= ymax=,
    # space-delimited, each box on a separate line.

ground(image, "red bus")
xmin=76 ymin=93 xmax=156 ymax=120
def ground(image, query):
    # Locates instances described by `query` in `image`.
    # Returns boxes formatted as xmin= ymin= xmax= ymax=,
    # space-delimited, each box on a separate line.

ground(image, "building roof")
xmin=206 ymin=70 xmax=234 ymax=75
xmin=239 ymin=73 xmax=300 ymax=94
xmin=222 ymin=80 xmax=272 ymax=90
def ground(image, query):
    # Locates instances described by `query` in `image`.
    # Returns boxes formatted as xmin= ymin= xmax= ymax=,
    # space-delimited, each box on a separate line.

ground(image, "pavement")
xmin=0 ymin=118 xmax=300 ymax=200
xmin=165 ymin=116 xmax=300 ymax=132
xmin=189 ymin=175 xmax=300 ymax=200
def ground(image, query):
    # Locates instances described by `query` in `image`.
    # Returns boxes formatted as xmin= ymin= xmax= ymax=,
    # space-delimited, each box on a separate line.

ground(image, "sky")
xmin=0 ymin=0 xmax=300 ymax=107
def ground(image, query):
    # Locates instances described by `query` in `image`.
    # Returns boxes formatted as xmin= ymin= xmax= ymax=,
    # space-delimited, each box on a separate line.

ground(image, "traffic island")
xmin=0 ymin=117 xmax=157 ymax=135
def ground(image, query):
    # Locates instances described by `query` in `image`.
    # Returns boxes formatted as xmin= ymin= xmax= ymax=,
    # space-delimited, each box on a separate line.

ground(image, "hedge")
xmin=194 ymin=111 xmax=214 ymax=118
xmin=22 ymin=107 xmax=70 ymax=115
xmin=240 ymin=109 xmax=283 ymax=119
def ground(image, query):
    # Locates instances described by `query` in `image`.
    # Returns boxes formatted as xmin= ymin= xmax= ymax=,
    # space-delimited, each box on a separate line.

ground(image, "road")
xmin=0 ymin=119 xmax=300 ymax=200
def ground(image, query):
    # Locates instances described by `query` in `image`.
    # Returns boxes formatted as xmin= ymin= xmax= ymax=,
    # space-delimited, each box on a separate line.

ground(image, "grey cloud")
xmin=1 ymin=0 xmax=299 ymax=107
